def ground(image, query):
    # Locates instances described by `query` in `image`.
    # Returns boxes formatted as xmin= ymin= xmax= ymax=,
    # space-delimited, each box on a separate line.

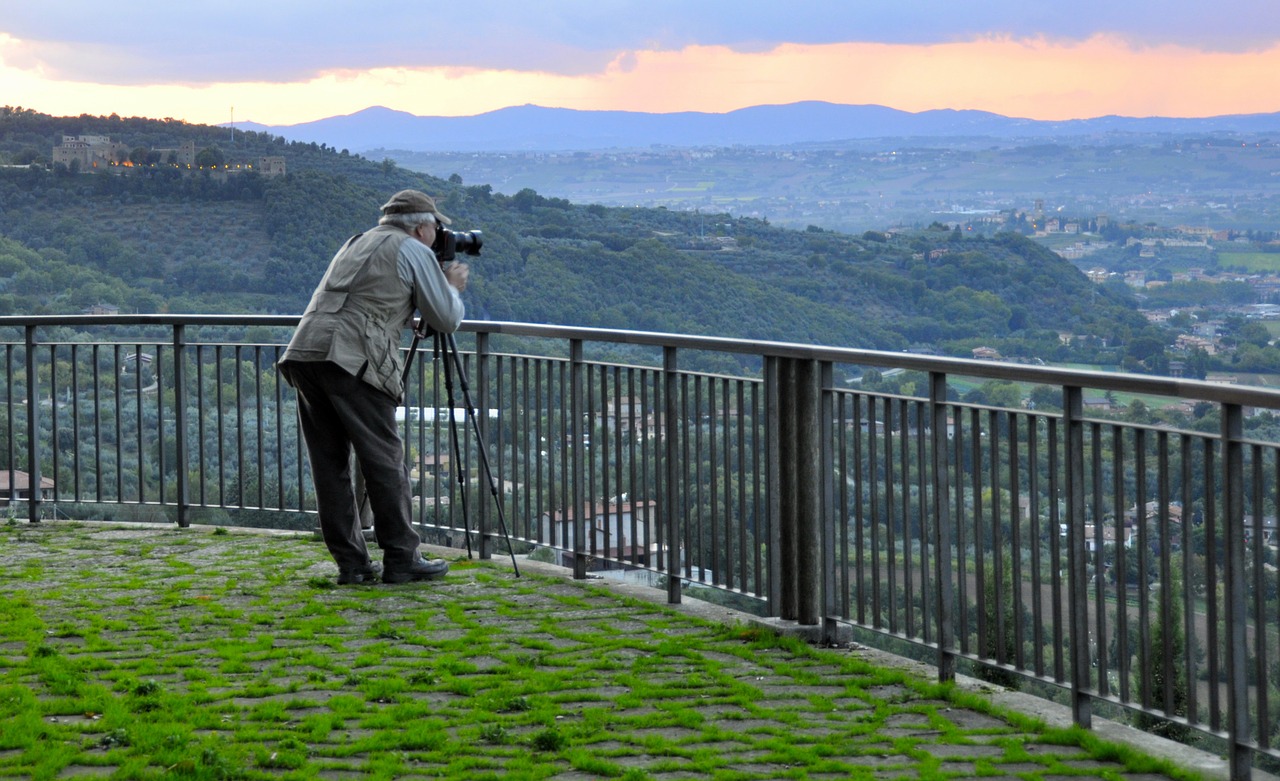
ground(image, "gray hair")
xmin=379 ymin=211 xmax=437 ymax=231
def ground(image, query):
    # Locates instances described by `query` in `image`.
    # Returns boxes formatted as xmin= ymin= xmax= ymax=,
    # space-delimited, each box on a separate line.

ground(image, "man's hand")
xmin=443 ymin=262 xmax=469 ymax=293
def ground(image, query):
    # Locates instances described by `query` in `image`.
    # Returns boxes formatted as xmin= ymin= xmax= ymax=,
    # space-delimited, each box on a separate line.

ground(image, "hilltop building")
xmin=52 ymin=135 xmax=129 ymax=170
xmin=51 ymin=135 xmax=284 ymax=177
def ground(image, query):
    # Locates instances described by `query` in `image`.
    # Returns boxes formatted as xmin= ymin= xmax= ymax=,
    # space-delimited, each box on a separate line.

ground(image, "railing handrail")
xmin=4 ymin=313 xmax=1278 ymax=777
xmin=6 ymin=315 xmax=1280 ymax=409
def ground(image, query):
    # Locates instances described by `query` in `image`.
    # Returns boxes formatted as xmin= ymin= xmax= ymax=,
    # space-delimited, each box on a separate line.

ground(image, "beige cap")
xmin=379 ymin=189 xmax=452 ymax=225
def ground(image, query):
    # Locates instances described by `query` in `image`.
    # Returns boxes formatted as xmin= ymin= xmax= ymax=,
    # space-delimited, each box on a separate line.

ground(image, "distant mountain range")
xmin=232 ymin=102 xmax=1280 ymax=153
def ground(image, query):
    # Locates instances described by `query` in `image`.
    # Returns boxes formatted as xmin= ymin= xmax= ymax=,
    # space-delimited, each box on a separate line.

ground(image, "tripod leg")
xmin=446 ymin=333 xmax=521 ymax=577
xmin=438 ymin=332 xmax=475 ymax=557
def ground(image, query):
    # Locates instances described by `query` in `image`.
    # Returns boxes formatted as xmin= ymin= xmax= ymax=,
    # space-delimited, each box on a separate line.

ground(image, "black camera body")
xmin=432 ymin=229 xmax=483 ymax=262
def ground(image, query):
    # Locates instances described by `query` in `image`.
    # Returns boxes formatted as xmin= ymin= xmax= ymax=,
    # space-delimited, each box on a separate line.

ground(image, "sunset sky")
xmin=3 ymin=0 xmax=1279 ymax=126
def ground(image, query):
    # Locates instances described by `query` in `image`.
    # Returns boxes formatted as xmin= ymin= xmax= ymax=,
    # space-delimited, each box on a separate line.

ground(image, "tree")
xmin=1027 ymin=385 xmax=1061 ymax=412
xmin=1237 ymin=320 xmax=1272 ymax=348
xmin=195 ymin=146 xmax=225 ymax=169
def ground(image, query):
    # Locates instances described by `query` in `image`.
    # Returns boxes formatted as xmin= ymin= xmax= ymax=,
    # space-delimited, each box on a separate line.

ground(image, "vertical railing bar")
xmin=1029 ymin=413 xmax=1044 ymax=679
xmin=929 ymin=372 xmax=955 ymax=681
xmin=954 ymin=402 xmax=969 ymax=655
xmin=1114 ymin=424 xmax=1130 ymax=703
xmin=475 ymin=334 xmax=492 ymax=556
xmin=764 ymin=356 xmax=780 ymax=614
xmin=1220 ymin=402 xmax=1251 ymax=780
xmin=1159 ymin=432 xmax=1175 ymax=718
xmin=734 ymin=379 xmax=746 ymax=593
xmin=155 ymin=343 xmax=165 ymax=507
xmin=1064 ymin=385 xmax=1092 ymax=728
xmin=173 ymin=326 xmax=189 ymax=525
xmin=753 ymin=379 xmax=765 ymax=603
xmin=519 ymin=359 xmax=531 ymax=544
xmin=134 ymin=342 xmax=144 ymax=504
xmin=24 ymin=326 xmax=40 ymax=522
xmin=70 ymin=343 xmax=80 ymax=501
xmin=608 ymin=366 xmax=621 ymax=566
xmin=273 ymin=345 xmax=285 ymax=511
xmin=584 ymin=362 xmax=598 ymax=564
xmin=5 ymin=344 xmax=13 ymax=509
xmin=535 ymin=360 xmax=546 ymax=547
xmin=234 ymin=345 xmax=245 ymax=509
xmin=681 ymin=371 xmax=693 ymax=580
xmin=836 ymin=392 xmax=850 ymax=619
xmin=626 ymin=368 xmax=638 ymax=565
xmin=597 ymin=364 xmax=610 ymax=564
xmin=853 ymin=392 xmax=867 ymax=625
xmin=196 ymin=345 xmax=206 ymax=507
xmin=900 ymin=398 xmax=912 ymax=637
xmin=1180 ymin=434 xmax=1198 ymax=730
xmin=1090 ymin=420 xmax=1107 ymax=695
xmin=990 ymin=407 xmax=1005 ymax=668
xmin=559 ymin=359 xmax=571 ymax=565
xmin=1205 ymin=435 xmax=1221 ymax=732
xmin=1251 ymin=444 xmax=1269 ymax=750
xmin=720 ymin=379 xmax=731 ymax=587
xmin=215 ymin=345 xmax=225 ymax=507
xmin=114 ymin=345 xmax=123 ymax=504
xmin=971 ymin=405 xmax=986 ymax=660
xmin=869 ymin=394 xmax=881 ymax=628
xmin=915 ymin=398 xmax=928 ymax=644
xmin=820 ymin=362 xmax=839 ymax=641
xmin=719 ymin=378 xmax=732 ymax=586
xmin=49 ymin=344 xmax=59 ymax=506
xmin=1136 ymin=429 xmax=1151 ymax=710
xmin=663 ymin=345 xmax=681 ymax=603
xmin=1009 ymin=413 xmax=1024 ymax=670
xmin=254 ymin=345 xmax=265 ymax=509
xmin=1048 ymin=416 xmax=1064 ymax=682
xmin=885 ymin=396 xmax=897 ymax=632
xmin=93 ymin=344 xmax=102 ymax=502
xmin=695 ymin=375 xmax=705 ymax=581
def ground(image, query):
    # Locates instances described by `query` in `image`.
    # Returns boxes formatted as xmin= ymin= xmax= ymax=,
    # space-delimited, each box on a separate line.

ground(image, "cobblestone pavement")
xmin=0 ymin=521 xmax=1231 ymax=779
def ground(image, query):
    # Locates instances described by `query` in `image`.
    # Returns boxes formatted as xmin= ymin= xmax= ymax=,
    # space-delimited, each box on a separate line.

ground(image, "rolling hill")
xmin=0 ymin=107 xmax=1149 ymax=365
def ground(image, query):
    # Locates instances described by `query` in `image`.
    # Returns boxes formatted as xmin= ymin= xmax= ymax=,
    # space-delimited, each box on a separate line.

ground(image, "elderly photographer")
xmin=278 ymin=189 xmax=469 ymax=584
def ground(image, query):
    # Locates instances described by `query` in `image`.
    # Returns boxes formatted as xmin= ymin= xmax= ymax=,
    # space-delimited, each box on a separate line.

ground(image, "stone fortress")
xmin=52 ymin=135 xmax=284 ymax=177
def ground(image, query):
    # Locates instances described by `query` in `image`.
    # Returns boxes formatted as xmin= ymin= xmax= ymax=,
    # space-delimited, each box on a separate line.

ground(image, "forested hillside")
xmin=0 ymin=107 xmax=1149 ymax=360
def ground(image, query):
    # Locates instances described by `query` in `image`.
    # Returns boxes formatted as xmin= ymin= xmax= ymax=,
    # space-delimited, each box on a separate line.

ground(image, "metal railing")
xmin=2 ymin=314 xmax=1278 ymax=778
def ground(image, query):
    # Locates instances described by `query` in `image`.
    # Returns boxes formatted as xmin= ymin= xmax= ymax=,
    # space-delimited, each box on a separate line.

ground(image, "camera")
xmin=432 ymin=229 xmax=483 ymax=262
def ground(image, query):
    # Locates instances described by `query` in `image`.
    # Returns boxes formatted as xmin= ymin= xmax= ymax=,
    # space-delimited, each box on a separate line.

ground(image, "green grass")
xmin=0 ymin=522 xmax=1211 ymax=781
xmin=1219 ymin=251 xmax=1280 ymax=272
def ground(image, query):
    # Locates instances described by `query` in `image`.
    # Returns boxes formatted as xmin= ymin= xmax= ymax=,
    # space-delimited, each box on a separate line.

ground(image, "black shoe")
xmin=383 ymin=556 xmax=449 ymax=584
xmin=337 ymin=561 xmax=383 ymax=585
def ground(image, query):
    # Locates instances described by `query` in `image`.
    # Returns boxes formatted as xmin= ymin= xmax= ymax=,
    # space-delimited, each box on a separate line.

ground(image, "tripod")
xmin=406 ymin=326 xmax=521 ymax=576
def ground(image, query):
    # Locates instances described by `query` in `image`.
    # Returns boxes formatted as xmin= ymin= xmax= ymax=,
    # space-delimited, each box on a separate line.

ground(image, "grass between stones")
xmin=0 ymin=520 xmax=1205 ymax=780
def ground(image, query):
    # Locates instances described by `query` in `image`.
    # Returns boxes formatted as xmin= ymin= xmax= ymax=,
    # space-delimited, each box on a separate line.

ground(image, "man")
xmin=278 ymin=189 xmax=469 ymax=584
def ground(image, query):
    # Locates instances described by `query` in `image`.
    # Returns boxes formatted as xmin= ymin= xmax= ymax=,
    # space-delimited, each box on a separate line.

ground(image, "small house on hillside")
xmin=0 ymin=470 xmax=54 ymax=506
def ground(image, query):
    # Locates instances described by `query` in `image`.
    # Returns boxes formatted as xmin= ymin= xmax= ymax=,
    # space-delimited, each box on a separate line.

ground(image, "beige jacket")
xmin=279 ymin=224 xmax=464 ymax=401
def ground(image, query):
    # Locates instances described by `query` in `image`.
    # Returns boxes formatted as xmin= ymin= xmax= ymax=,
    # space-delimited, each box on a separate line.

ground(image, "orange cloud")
xmin=2 ymin=34 xmax=1278 ymax=125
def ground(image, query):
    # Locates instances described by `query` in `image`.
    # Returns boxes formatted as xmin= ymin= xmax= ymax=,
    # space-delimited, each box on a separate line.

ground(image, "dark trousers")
xmin=282 ymin=360 xmax=420 ymax=570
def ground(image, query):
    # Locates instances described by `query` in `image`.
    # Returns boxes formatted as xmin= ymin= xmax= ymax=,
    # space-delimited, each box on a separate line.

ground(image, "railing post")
xmin=795 ymin=357 xmax=821 ymax=626
xmin=571 ymin=338 xmax=587 ymax=579
xmin=476 ymin=332 xmax=491 ymax=560
xmin=1063 ymin=385 xmax=1092 ymax=728
xmin=1221 ymin=402 xmax=1253 ymax=780
xmin=663 ymin=345 xmax=682 ymax=604
xmin=24 ymin=325 xmax=40 ymax=524
xmin=173 ymin=325 xmax=189 ymax=528
xmin=775 ymin=356 xmax=821 ymax=625
xmin=930 ymin=372 xmax=956 ymax=681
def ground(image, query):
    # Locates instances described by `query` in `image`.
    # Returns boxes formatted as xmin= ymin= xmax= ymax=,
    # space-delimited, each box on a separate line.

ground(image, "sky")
xmin=2 ymin=0 xmax=1280 ymax=127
